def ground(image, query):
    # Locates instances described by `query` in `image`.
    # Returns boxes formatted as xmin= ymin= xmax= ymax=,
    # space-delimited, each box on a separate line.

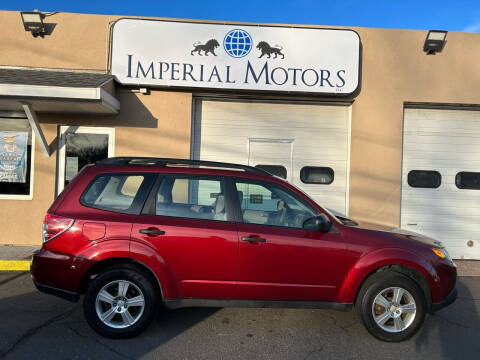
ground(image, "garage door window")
xmin=455 ymin=172 xmax=480 ymax=190
xmin=255 ymin=165 xmax=287 ymax=179
xmin=407 ymin=170 xmax=441 ymax=188
xmin=300 ymin=167 xmax=334 ymax=184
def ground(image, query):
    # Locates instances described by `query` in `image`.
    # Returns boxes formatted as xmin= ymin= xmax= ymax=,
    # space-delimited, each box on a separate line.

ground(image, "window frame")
xmin=80 ymin=172 xmax=156 ymax=215
xmin=57 ymin=126 xmax=115 ymax=196
xmin=232 ymin=177 xmax=319 ymax=229
xmin=0 ymin=119 xmax=35 ymax=200
xmin=300 ymin=166 xmax=335 ymax=185
xmin=455 ymin=171 xmax=480 ymax=190
xmin=407 ymin=170 xmax=442 ymax=189
xmin=141 ymin=173 xmax=238 ymax=223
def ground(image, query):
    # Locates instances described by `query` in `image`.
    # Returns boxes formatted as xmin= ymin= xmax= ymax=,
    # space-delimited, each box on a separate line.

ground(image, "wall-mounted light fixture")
xmin=20 ymin=11 xmax=47 ymax=37
xmin=423 ymin=30 xmax=448 ymax=55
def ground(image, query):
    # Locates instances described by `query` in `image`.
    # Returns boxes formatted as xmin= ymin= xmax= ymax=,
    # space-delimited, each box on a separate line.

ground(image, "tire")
xmin=83 ymin=265 xmax=158 ymax=338
xmin=355 ymin=271 xmax=426 ymax=342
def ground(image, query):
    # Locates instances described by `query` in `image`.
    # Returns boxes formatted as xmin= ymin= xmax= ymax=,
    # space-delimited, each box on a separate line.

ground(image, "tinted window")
xmin=81 ymin=174 xmax=151 ymax=213
xmin=156 ymin=176 xmax=227 ymax=221
xmin=300 ymin=167 xmax=334 ymax=184
xmin=456 ymin=172 xmax=480 ymax=190
xmin=407 ymin=170 xmax=441 ymax=188
xmin=255 ymin=165 xmax=287 ymax=179
xmin=235 ymin=180 xmax=317 ymax=228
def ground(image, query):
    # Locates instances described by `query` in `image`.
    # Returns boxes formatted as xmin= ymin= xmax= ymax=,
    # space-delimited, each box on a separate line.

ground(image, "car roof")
xmin=94 ymin=157 xmax=276 ymax=179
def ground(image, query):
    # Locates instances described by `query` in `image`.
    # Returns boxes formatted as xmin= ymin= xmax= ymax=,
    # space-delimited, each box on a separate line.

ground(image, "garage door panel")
xmin=195 ymin=100 xmax=349 ymax=216
xmin=401 ymin=108 xmax=480 ymax=259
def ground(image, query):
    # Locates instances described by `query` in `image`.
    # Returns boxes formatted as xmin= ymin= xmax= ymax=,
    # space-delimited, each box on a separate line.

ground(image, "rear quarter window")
xmin=81 ymin=173 xmax=154 ymax=214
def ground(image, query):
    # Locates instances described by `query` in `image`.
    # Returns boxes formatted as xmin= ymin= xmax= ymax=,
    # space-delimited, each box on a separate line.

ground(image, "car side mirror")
xmin=303 ymin=214 xmax=331 ymax=233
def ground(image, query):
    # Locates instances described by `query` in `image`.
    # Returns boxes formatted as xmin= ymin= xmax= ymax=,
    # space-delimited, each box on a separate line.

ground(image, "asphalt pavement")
xmin=0 ymin=272 xmax=479 ymax=360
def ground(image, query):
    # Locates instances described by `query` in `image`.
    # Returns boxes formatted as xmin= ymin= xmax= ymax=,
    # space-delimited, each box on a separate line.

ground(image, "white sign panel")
xmin=111 ymin=19 xmax=361 ymax=96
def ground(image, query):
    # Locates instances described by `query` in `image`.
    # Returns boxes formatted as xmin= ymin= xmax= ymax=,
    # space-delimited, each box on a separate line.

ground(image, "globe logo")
xmin=223 ymin=29 xmax=252 ymax=58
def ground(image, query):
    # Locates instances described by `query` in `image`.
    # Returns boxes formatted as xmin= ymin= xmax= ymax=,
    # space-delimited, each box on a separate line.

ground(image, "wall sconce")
xmin=20 ymin=11 xmax=47 ymax=37
xmin=423 ymin=30 xmax=448 ymax=55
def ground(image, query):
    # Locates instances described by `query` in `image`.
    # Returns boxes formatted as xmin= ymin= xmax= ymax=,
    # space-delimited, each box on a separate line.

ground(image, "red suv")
xmin=31 ymin=158 xmax=457 ymax=341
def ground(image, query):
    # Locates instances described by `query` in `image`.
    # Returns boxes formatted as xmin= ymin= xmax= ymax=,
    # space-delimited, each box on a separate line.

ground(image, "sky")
xmin=3 ymin=0 xmax=480 ymax=33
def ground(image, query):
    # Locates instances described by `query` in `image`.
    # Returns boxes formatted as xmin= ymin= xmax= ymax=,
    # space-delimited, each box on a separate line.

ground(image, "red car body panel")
xmin=31 ymin=163 xmax=457 ymax=311
xmin=131 ymin=216 xmax=238 ymax=299
xmin=236 ymin=223 xmax=349 ymax=301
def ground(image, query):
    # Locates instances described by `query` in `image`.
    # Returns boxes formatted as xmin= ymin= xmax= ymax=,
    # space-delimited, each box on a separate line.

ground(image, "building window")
xmin=455 ymin=172 xmax=480 ymax=190
xmin=0 ymin=117 xmax=34 ymax=200
xmin=300 ymin=166 xmax=334 ymax=184
xmin=255 ymin=164 xmax=287 ymax=179
xmin=407 ymin=170 xmax=441 ymax=188
xmin=58 ymin=126 xmax=114 ymax=195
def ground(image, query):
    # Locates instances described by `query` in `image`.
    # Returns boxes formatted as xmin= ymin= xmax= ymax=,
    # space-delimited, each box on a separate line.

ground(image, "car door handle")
xmin=139 ymin=228 xmax=166 ymax=236
xmin=241 ymin=236 xmax=267 ymax=243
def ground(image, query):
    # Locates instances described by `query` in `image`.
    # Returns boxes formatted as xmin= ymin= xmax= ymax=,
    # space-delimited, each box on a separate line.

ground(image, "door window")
xmin=407 ymin=170 xmax=441 ymax=188
xmin=455 ymin=172 xmax=480 ymax=190
xmin=58 ymin=126 xmax=114 ymax=195
xmin=255 ymin=164 xmax=287 ymax=179
xmin=155 ymin=176 xmax=228 ymax=221
xmin=235 ymin=180 xmax=317 ymax=228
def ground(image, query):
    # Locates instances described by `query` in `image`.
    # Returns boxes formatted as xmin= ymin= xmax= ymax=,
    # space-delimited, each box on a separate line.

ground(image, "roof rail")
xmin=96 ymin=157 xmax=272 ymax=176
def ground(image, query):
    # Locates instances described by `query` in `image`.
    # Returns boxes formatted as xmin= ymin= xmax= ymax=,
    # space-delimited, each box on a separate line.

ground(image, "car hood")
xmin=331 ymin=212 xmax=443 ymax=248
xmin=388 ymin=228 xmax=444 ymax=248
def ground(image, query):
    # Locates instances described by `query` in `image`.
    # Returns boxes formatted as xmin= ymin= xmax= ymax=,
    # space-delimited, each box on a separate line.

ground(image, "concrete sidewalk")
xmin=0 ymin=245 xmax=480 ymax=275
xmin=0 ymin=245 xmax=39 ymax=261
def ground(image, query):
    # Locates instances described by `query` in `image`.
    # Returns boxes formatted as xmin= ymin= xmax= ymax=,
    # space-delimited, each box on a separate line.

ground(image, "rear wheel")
xmin=83 ymin=266 xmax=158 ymax=338
xmin=356 ymin=271 xmax=426 ymax=342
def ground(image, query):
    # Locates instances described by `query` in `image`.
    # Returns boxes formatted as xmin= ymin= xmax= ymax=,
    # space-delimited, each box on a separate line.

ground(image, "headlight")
xmin=432 ymin=248 xmax=453 ymax=263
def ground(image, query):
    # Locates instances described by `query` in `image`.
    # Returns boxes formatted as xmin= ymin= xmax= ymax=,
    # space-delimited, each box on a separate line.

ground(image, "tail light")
xmin=43 ymin=213 xmax=74 ymax=243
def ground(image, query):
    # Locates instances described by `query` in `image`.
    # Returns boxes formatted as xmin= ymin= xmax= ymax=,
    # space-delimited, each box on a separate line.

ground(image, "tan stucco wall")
xmin=0 ymin=9 xmax=479 ymax=244
xmin=349 ymin=29 xmax=480 ymax=227
xmin=0 ymin=90 xmax=192 ymax=245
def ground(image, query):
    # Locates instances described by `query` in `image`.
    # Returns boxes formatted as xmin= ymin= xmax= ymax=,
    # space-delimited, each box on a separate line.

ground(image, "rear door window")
xmin=155 ymin=175 xmax=228 ymax=221
xmin=81 ymin=173 xmax=155 ymax=214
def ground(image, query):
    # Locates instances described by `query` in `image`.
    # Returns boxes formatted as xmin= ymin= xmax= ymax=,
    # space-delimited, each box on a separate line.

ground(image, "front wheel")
xmin=83 ymin=266 xmax=158 ymax=338
xmin=356 ymin=271 xmax=427 ymax=342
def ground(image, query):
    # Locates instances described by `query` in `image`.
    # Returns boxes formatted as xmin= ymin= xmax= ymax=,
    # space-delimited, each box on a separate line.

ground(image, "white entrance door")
xmin=57 ymin=126 xmax=115 ymax=195
xmin=401 ymin=108 xmax=480 ymax=259
xmin=193 ymin=99 xmax=350 ymax=215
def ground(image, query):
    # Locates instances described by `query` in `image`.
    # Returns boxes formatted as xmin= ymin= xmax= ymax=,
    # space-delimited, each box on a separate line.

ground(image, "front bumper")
xmin=431 ymin=285 xmax=457 ymax=312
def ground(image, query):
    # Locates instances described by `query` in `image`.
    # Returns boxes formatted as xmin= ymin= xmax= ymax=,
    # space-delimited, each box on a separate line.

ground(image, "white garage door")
xmin=192 ymin=99 xmax=350 ymax=215
xmin=401 ymin=108 xmax=480 ymax=259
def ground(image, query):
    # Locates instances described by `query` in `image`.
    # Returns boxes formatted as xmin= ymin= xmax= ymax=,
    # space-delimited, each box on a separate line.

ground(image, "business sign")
xmin=111 ymin=19 xmax=361 ymax=96
xmin=0 ymin=132 xmax=27 ymax=183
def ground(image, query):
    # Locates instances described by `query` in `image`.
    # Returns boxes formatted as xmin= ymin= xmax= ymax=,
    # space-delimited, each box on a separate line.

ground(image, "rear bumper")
xmin=431 ymin=285 xmax=457 ymax=312
xmin=34 ymin=281 xmax=79 ymax=302
xmin=30 ymin=248 xmax=93 ymax=298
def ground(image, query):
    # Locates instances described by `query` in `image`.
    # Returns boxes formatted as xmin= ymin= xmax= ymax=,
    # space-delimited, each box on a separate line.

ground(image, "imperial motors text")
xmin=126 ymin=55 xmax=347 ymax=89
